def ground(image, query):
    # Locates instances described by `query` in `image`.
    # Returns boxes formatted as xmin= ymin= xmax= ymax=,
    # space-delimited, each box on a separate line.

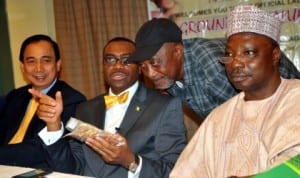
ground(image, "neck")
xmin=244 ymin=77 xmax=281 ymax=101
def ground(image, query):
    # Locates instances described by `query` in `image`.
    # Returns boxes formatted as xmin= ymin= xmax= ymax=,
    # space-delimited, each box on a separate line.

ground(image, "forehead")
xmin=25 ymin=40 xmax=53 ymax=50
xmin=227 ymin=32 xmax=272 ymax=47
xmin=23 ymin=41 xmax=54 ymax=56
xmin=153 ymin=42 xmax=173 ymax=57
xmin=104 ymin=41 xmax=135 ymax=54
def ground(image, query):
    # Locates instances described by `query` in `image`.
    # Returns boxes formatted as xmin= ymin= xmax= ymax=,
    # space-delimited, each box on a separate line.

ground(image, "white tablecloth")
xmin=0 ymin=165 xmax=93 ymax=178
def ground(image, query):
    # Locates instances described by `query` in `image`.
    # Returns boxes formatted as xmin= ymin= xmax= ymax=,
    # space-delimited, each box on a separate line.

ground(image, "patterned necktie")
xmin=104 ymin=92 xmax=129 ymax=109
xmin=9 ymin=97 xmax=39 ymax=144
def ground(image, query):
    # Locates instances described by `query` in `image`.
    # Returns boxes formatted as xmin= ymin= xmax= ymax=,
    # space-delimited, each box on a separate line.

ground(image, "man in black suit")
xmin=32 ymin=37 xmax=187 ymax=178
xmin=0 ymin=34 xmax=86 ymax=168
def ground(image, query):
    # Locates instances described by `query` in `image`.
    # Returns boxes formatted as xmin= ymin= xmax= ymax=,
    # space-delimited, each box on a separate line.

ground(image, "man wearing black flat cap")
xmin=129 ymin=18 xmax=300 ymax=120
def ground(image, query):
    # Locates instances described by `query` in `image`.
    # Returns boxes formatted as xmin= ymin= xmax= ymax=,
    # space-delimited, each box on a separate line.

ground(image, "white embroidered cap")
xmin=226 ymin=5 xmax=281 ymax=43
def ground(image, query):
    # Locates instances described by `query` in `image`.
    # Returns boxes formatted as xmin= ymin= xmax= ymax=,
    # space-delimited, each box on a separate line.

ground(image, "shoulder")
xmin=76 ymin=95 xmax=103 ymax=110
xmin=183 ymin=38 xmax=226 ymax=71
xmin=183 ymin=38 xmax=226 ymax=51
xmin=283 ymin=78 xmax=300 ymax=87
xmin=6 ymin=84 xmax=31 ymax=99
xmin=280 ymin=79 xmax=300 ymax=98
xmin=206 ymin=93 xmax=240 ymax=120
xmin=142 ymin=85 xmax=180 ymax=102
xmin=53 ymin=80 xmax=86 ymax=100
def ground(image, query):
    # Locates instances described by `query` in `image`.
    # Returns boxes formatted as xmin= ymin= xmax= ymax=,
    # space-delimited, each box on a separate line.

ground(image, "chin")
xmin=232 ymin=82 xmax=249 ymax=91
xmin=154 ymin=83 xmax=172 ymax=90
xmin=153 ymin=78 xmax=175 ymax=90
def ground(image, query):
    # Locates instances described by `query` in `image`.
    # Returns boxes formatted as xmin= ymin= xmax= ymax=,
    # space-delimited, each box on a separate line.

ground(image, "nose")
xmin=230 ymin=56 xmax=245 ymax=68
xmin=114 ymin=60 xmax=125 ymax=68
xmin=34 ymin=60 xmax=43 ymax=72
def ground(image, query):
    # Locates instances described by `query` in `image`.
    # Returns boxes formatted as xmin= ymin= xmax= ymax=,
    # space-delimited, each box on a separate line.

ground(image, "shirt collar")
xmin=108 ymin=81 xmax=139 ymax=102
xmin=41 ymin=78 xmax=57 ymax=94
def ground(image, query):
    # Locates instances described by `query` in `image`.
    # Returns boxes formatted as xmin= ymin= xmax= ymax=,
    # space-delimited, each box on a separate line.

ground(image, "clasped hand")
xmin=85 ymin=133 xmax=135 ymax=168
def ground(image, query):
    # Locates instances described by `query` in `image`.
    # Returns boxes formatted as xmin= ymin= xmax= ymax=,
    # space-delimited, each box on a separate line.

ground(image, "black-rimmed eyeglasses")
xmin=218 ymin=52 xmax=257 ymax=64
xmin=103 ymin=54 xmax=134 ymax=66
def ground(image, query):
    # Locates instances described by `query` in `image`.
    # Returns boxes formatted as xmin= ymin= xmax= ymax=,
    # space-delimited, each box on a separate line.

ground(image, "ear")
xmin=137 ymin=64 xmax=142 ymax=75
xmin=174 ymin=43 xmax=184 ymax=60
xmin=56 ymin=59 xmax=62 ymax=72
xmin=272 ymin=46 xmax=281 ymax=66
xmin=20 ymin=62 xmax=25 ymax=73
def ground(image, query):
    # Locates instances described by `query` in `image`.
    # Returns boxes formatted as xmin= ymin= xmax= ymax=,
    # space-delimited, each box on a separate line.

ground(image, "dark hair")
xmin=102 ymin=37 xmax=135 ymax=57
xmin=19 ymin=34 xmax=60 ymax=62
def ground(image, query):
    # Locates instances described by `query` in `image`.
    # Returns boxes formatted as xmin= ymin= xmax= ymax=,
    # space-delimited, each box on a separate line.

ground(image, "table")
xmin=0 ymin=165 xmax=93 ymax=178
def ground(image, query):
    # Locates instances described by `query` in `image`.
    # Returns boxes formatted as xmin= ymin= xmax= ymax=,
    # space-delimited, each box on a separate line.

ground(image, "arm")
xmin=139 ymin=97 xmax=187 ymax=178
xmin=30 ymin=89 xmax=84 ymax=174
xmin=43 ymin=138 xmax=83 ymax=174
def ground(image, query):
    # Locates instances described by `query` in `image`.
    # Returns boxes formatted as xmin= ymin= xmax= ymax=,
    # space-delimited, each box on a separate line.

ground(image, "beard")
xmin=153 ymin=77 xmax=175 ymax=90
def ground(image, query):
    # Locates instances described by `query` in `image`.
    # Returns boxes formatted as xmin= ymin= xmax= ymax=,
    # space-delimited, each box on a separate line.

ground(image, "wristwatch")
xmin=128 ymin=155 xmax=139 ymax=173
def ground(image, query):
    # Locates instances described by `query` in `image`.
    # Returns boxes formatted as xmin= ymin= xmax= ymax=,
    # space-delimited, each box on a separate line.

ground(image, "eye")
xmin=149 ymin=57 xmax=161 ymax=67
xmin=120 ymin=55 xmax=131 ymax=65
xmin=41 ymin=56 xmax=53 ymax=63
xmin=105 ymin=56 xmax=117 ymax=63
xmin=139 ymin=62 xmax=145 ymax=68
xmin=224 ymin=52 xmax=233 ymax=57
xmin=244 ymin=50 xmax=257 ymax=58
xmin=24 ymin=58 xmax=36 ymax=64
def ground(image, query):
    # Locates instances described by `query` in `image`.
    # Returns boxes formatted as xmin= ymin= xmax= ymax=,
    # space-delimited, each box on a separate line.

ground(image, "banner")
xmin=147 ymin=0 xmax=300 ymax=70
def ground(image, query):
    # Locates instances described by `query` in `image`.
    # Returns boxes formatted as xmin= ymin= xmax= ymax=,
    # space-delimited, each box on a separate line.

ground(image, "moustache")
xmin=228 ymin=68 xmax=251 ymax=77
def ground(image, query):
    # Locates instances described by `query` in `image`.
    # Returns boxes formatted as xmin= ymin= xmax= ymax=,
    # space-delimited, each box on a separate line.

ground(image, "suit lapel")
xmin=82 ymin=95 xmax=106 ymax=129
xmin=118 ymin=85 xmax=147 ymax=136
xmin=6 ymin=86 xmax=32 ymax=142
xmin=94 ymin=96 xmax=106 ymax=129
xmin=82 ymin=96 xmax=107 ymax=176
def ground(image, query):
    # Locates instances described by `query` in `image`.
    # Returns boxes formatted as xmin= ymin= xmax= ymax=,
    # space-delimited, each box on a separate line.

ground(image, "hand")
xmin=29 ymin=88 xmax=63 ymax=131
xmin=85 ymin=133 xmax=135 ymax=168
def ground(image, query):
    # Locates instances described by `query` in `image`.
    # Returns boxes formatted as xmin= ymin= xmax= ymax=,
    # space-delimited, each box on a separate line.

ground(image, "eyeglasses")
xmin=218 ymin=51 xmax=257 ymax=64
xmin=103 ymin=54 xmax=134 ymax=66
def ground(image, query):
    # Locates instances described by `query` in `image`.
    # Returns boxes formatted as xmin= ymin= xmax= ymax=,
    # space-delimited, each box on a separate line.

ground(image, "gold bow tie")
xmin=104 ymin=92 xmax=129 ymax=109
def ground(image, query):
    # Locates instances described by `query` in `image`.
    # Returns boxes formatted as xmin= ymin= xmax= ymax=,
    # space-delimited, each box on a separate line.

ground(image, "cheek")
xmin=128 ymin=67 xmax=140 ymax=80
xmin=248 ymin=61 xmax=266 ymax=74
xmin=167 ymin=68 xmax=177 ymax=78
xmin=103 ymin=67 xmax=111 ymax=78
xmin=141 ymin=64 xmax=157 ymax=77
xmin=22 ymin=66 xmax=33 ymax=74
xmin=224 ymin=64 xmax=231 ymax=74
xmin=48 ymin=65 xmax=58 ymax=72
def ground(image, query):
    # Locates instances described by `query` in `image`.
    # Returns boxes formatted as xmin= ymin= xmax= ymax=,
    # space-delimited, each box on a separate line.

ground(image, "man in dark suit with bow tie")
xmin=31 ymin=37 xmax=187 ymax=178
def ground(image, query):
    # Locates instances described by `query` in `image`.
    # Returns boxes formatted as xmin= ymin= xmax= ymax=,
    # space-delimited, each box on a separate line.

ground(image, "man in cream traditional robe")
xmin=170 ymin=79 xmax=300 ymax=178
xmin=170 ymin=5 xmax=300 ymax=178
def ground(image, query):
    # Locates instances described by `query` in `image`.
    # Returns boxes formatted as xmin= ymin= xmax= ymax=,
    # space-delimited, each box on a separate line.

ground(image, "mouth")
xmin=33 ymin=75 xmax=46 ymax=82
xmin=152 ymin=76 xmax=164 ymax=84
xmin=230 ymin=74 xmax=248 ymax=82
xmin=152 ymin=76 xmax=174 ymax=89
xmin=111 ymin=72 xmax=127 ymax=81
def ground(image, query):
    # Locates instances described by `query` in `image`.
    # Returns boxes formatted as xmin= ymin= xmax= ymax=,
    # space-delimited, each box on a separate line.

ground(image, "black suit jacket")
xmin=0 ymin=80 xmax=86 ymax=168
xmin=45 ymin=84 xmax=187 ymax=178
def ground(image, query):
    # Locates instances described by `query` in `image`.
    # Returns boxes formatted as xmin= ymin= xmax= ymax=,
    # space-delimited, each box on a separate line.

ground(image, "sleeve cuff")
xmin=38 ymin=122 xmax=64 ymax=145
xmin=128 ymin=155 xmax=142 ymax=178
